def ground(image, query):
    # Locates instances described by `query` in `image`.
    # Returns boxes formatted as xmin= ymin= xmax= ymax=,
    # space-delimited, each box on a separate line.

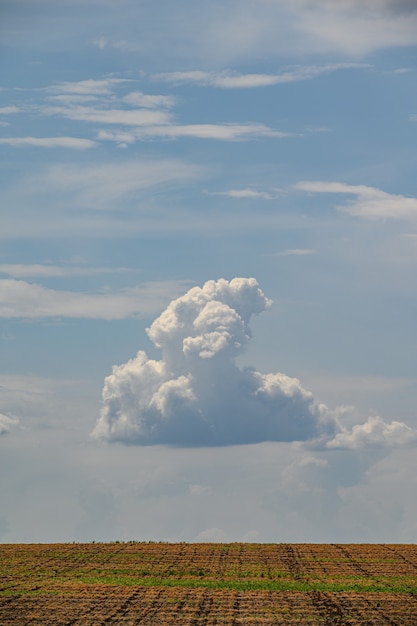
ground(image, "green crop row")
xmin=2 ymin=574 xmax=417 ymax=595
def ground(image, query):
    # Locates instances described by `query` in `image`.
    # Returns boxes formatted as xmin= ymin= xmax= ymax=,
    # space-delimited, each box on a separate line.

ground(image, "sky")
xmin=1 ymin=0 xmax=417 ymax=543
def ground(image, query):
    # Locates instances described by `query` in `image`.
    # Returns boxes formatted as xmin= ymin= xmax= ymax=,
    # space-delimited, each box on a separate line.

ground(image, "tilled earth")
xmin=1 ymin=543 xmax=417 ymax=624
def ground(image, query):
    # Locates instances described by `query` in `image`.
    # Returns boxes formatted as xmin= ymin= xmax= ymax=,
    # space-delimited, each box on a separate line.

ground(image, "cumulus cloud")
xmin=296 ymin=181 xmax=417 ymax=221
xmin=327 ymin=415 xmax=417 ymax=449
xmin=93 ymin=278 xmax=335 ymax=446
xmin=93 ymin=277 xmax=417 ymax=449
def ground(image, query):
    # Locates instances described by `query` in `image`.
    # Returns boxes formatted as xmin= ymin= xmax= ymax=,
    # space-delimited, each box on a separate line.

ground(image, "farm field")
xmin=1 ymin=543 xmax=417 ymax=624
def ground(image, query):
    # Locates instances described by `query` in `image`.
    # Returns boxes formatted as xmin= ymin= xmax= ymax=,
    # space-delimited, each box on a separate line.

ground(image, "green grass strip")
xmin=2 ymin=575 xmax=416 ymax=595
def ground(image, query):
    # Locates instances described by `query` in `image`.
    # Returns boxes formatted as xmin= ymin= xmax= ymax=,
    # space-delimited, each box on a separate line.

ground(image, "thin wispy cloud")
xmin=41 ymin=105 xmax=171 ymax=126
xmin=30 ymin=77 xmax=294 ymax=143
xmin=206 ymin=189 xmax=275 ymax=199
xmin=122 ymin=92 xmax=176 ymax=109
xmin=47 ymin=78 xmax=134 ymax=96
xmin=92 ymin=37 xmax=129 ymax=51
xmin=19 ymin=159 xmax=202 ymax=209
xmin=0 ymin=264 xmax=135 ymax=278
xmin=296 ymin=181 xmax=417 ymax=220
xmin=266 ymin=249 xmax=317 ymax=257
xmin=0 ymin=279 xmax=192 ymax=320
xmin=0 ymin=106 xmax=20 ymax=115
xmin=392 ymin=67 xmax=413 ymax=74
xmin=48 ymin=94 xmax=101 ymax=105
xmin=0 ymin=137 xmax=96 ymax=149
xmin=154 ymin=64 xmax=368 ymax=89
xmin=38 ymin=79 xmax=174 ymax=130
xmin=98 ymin=124 xmax=289 ymax=143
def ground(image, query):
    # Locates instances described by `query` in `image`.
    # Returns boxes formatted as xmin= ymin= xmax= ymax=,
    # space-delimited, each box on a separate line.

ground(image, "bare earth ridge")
xmin=1 ymin=542 xmax=417 ymax=624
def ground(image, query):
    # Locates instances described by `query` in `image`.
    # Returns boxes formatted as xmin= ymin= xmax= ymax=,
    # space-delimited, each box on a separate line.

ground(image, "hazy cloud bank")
xmin=0 ymin=279 xmax=191 ymax=320
xmin=93 ymin=278 xmax=417 ymax=448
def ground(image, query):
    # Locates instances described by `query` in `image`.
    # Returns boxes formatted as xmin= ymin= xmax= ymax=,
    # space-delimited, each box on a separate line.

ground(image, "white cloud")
xmin=0 ymin=106 xmax=20 ymax=114
xmin=98 ymin=123 xmax=289 ymax=143
xmin=96 ymin=130 xmax=137 ymax=145
xmin=92 ymin=37 xmax=130 ymax=51
xmin=296 ymin=181 xmax=417 ymax=220
xmin=268 ymin=249 xmax=317 ymax=256
xmin=33 ymin=75 xmax=291 ymax=144
xmin=48 ymin=78 xmax=133 ymax=96
xmin=92 ymin=278 xmax=335 ymax=446
xmin=42 ymin=104 xmax=171 ymax=126
xmin=0 ymin=279 xmax=191 ymax=320
xmin=123 ymin=91 xmax=176 ymax=109
xmin=156 ymin=70 xmax=281 ymax=88
xmin=93 ymin=36 xmax=108 ymax=50
xmin=40 ymin=80 xmax=175 ymax=125
xmin=136 ymin=0 xmax=417 ymax=65
xmin=0 ymin=137 xmax=96 ymax=149
xmin=48 ymin=94 xmax=101 ymax=105
xmin=0 ymin=264 xmax=134 ymax=278
xmin=93 ymin=277 xmax=417 ymax=449
xmin=289 ymin=0 xmax=417 ymax=56
xmin=302 ymin=0 xmax=417 ymax=14
xmin=154 ymin=64 xmax=368 ymax=88
xmin=327 ymin=415 xmax=417 ymax=449
xmin=0 ymin=413 xmax=18 ymax=436
xmin=207 ymin=189 xmax=275 ymax=199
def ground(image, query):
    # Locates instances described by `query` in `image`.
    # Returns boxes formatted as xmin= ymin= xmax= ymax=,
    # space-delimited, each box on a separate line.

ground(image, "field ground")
xmin=1 ymin=542 xmax=417 ymax=624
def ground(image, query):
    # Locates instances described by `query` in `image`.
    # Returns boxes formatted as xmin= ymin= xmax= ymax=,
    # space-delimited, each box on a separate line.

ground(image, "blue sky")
xmin=1 ymin=0 xmax=417 ymax=542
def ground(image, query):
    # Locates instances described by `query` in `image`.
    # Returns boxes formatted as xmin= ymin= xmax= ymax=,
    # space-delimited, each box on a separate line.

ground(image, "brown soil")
xmin=1 ymin=543 xmax=416 ymax=624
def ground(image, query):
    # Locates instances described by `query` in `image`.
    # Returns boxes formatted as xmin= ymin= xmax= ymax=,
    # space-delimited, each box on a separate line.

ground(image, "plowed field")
xmin=1 ymin=543 xmax=417 ymax=624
